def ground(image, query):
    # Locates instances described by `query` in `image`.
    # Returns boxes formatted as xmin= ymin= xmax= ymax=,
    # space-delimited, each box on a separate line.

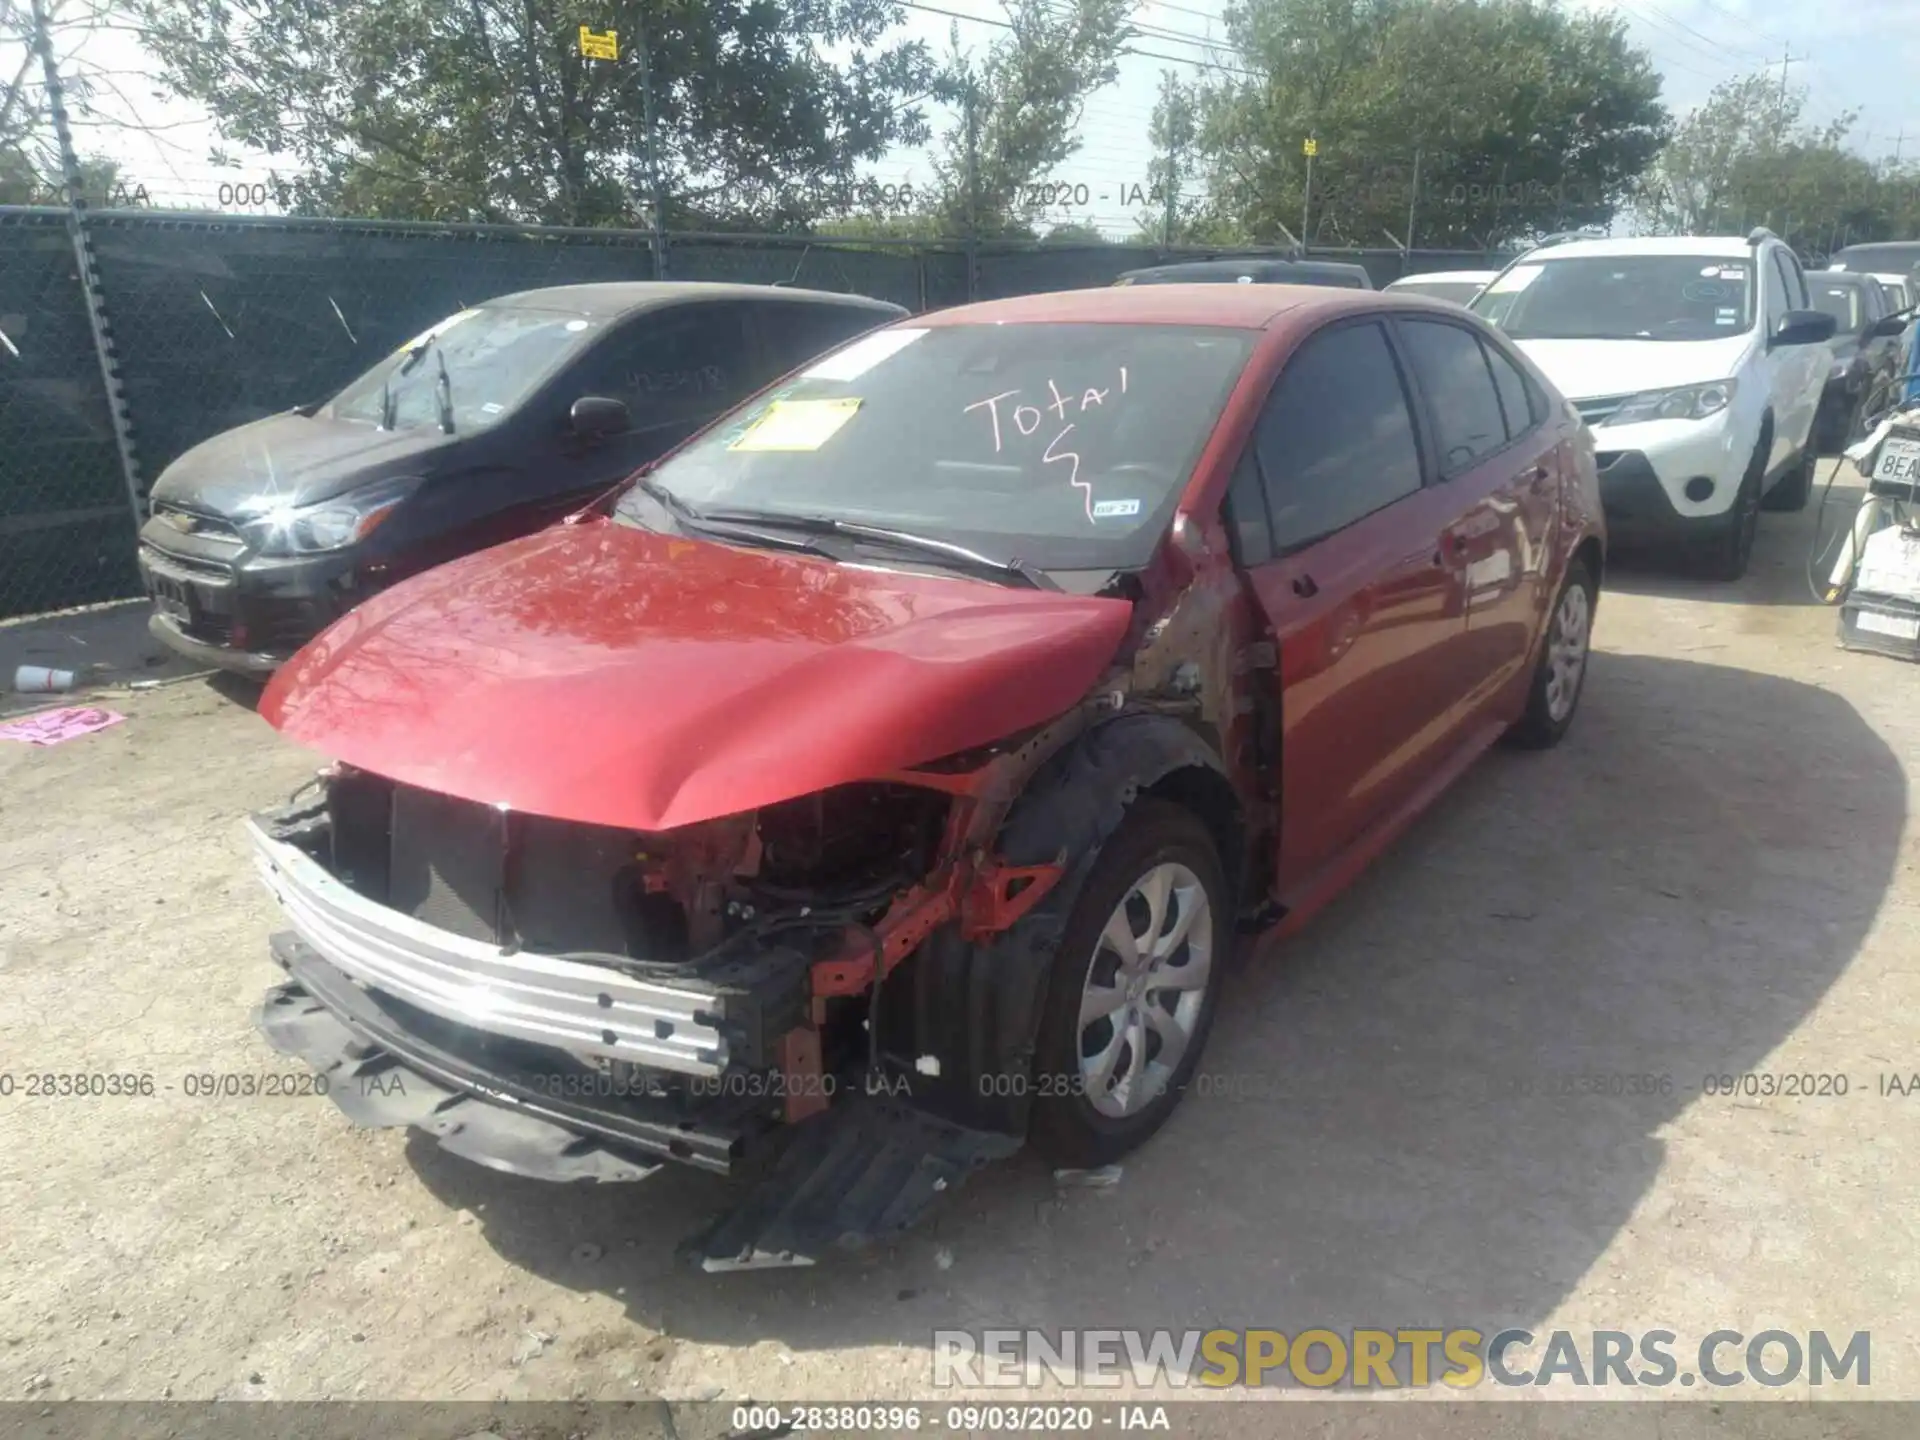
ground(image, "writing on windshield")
xmin=617 ymin=323 xmax=1256 ymax=572
xmin=963 ymin=365 xmax=1131 ymax=522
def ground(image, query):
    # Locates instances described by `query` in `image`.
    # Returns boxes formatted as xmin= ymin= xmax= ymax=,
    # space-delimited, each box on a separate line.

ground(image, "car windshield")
xmin=611 ymin=322 xmax=1258 ymax=571
xmin=328 ymin=305 xmax=601 ymax=432
xmin=1390 ymin=279 xmax=1484 ymax=304
xmin=1834 ymin=244 xmax=1920 ymax=277
xmin=1472 ymin=256 xmax=1755 ymax=341
xmin=1809 ymin=281 xmax=1865 ymax=334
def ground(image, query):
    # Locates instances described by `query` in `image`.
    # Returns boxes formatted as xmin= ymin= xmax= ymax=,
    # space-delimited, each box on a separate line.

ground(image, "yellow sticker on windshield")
xmin=728 ymin=397 xmax=862 ymax=452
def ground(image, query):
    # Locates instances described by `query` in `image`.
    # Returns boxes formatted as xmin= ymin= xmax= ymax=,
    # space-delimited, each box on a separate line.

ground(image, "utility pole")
xmin=1162 ymin=128 xmax=1178 ymax=251
xmin=964 ymin=78 xmax=980 ymax=302
xmin=1404 ymin=146 xmax=1420 ymax=254
xmin=1300 ymin=133 xmax=1316 ymax=257
xmin=1777 ymin=45 xmax=1806 ymax=106
xmin=1893 ymin=126 xmax=1908 ymax=166
xmin=29 ymin=0 xmax=144 ymax=529
xmin=636 ymin=25 xmax=666 ymax=279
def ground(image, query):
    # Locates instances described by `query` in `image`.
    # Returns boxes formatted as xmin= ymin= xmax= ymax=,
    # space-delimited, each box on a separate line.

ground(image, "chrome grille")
xmin=151 ymin=503 xmax=245 ymax=546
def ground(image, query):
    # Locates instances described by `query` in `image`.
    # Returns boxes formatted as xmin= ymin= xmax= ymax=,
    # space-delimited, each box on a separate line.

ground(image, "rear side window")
xmin=569 ymin=304 xmax=756 ymax=427
xmin=1398 ymin=318 xmax=1508 ymax=472
xmin=1481 ymin=338 xmax=1540 ymax=441
xmin=1254 ymin=320 xmax=1424 ymax=552
xmin=755 ymin=302 xmax=892 ymax=377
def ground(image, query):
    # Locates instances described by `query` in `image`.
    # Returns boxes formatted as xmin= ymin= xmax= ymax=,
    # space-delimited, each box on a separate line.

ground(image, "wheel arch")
xmin=883 ymin=712 xmax=1244 ymax=1139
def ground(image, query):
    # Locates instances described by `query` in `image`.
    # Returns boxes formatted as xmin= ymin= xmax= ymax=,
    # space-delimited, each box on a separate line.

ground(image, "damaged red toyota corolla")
xmin=248 ymin=284 xmax=1605 ymax=1268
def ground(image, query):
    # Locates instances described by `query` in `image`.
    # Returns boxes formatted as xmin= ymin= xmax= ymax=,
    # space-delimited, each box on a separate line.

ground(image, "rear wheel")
xmin=1507 ymin=555 xmax=1596 ymax=750
xmin=1029 ymin=800 xmax=1227 ymax=1168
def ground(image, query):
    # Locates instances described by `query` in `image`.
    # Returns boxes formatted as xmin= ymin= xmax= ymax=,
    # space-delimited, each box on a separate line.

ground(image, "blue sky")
xmin=17 ymin=0 xmax=1920 ymax=233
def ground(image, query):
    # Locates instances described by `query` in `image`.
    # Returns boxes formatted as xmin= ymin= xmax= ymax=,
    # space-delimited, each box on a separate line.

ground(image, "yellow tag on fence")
xmin=728 ymin=398 xmax=863 ymax=452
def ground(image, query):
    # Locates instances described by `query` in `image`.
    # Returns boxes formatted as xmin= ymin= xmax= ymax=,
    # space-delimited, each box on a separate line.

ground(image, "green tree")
xmin=921 ymin=0 xmax=1134 ymax=237
xmin=136 ymin=0 xmax=941 ymax=228
xmin=1181 ymin=0 xmax=1668 ymax=250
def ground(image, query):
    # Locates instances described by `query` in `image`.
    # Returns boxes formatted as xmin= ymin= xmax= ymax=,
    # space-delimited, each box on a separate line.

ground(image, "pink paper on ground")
xmin=0 ymin=706 xmax=126 ymax=746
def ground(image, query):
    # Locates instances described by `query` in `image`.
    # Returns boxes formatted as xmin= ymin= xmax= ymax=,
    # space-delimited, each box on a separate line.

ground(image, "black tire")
xmin=1697 ymin=438 xmax=1765 ymax=580
xmin=1029 ymin=799 xmax=1228 ymax=1168
xmin=1506 ymin=554 xmax=1597 ymax=750
xmin=1762 ymin=444 xmax=1815 ymax=512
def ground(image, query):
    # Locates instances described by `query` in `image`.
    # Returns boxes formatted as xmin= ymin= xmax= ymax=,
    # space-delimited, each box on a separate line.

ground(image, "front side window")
xmin=1254 ymin=320 xmax=1424 ymax=553
xmin=1809 ymin=282 xmax=1865 ymax=335
xmin=1473 ymin=256 xmax=1756 ymax=341
xmin=612 ymin=322 xmax=1258 ymax=571
xmin=567 ymin=305 xmax=755 ymax=426
xmin=328 ymin=306 xmax=602 ymax=432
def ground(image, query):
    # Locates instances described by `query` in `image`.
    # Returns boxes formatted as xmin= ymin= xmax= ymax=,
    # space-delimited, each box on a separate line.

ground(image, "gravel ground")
xmin=3 ymin=464 xmax=1918 ymax=1422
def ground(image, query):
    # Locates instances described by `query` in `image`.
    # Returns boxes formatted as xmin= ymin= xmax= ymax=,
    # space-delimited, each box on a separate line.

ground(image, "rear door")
xmin=1234 ymin=317 xmax=1469 ymax=890
xmin=1394 ymin=314 xmax=1560 ymax=706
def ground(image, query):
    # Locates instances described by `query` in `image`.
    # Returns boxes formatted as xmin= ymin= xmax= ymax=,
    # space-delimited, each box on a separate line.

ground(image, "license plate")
xmin=1874 ymin=435 xmax=1920 ymax=484
xmin=1856 ymin=609 xmax=1920 ymax=640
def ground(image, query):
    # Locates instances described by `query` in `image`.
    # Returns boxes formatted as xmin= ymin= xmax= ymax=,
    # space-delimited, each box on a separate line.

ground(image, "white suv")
xmin=1471 ymin=231 xmax=1837 ymax=579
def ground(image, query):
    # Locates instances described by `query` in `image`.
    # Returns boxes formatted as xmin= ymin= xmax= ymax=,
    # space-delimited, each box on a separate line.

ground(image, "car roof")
xmin=484 ymin=281 xmax=907 ymax=318
xmin=1813 ymin=271 xmax=1871 ymax=287
xmin=1118 ymin=258 xmax=1371 ymax=284
xmin=1385 ymin=270 xmax=1499 ymax=285
xmin=1519 ymin=235 xmax=1765 ymax=262
xmin=911 ymin=283 xmax=1432 ymax=331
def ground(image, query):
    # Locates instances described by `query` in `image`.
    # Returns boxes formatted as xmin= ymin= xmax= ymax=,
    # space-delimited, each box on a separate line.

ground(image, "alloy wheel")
xmin=1075 ymin=861 xmax=1214 ymax=1118
xmin=1544 ymin=580 xmax=1591 ymax=723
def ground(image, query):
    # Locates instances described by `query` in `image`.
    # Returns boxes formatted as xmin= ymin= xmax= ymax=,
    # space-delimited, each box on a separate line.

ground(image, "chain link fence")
xmin=0 ymin=209 xmax=141 ymax=619
xmin=0 ymin=205 xmax=1514 ymax=619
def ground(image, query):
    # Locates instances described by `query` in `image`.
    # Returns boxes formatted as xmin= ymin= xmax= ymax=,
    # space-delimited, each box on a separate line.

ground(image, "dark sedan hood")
xmin=147 ymin=412 xmax=456 ymax=516
xmin=261 ymin=517 xmax=1135 ymax=833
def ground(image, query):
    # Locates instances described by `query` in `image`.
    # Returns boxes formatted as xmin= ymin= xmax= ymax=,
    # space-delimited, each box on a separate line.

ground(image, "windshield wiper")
xmin=699 ymin=508 xmax=1058 ymax=590
xmin=433 ymin=349 xmax=455 ymax=435
xmin=381 ymin=331 xmax=443 ymax=432
xmin=622 ymin=480 xmax=837 ymax=559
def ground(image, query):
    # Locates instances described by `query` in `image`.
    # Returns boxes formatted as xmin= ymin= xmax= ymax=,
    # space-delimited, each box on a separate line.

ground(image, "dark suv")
xmin=137 ymin=282 xmax=906 ymax=675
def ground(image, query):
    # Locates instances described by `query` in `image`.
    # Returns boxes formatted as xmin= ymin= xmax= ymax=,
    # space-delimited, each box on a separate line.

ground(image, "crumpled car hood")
xmin=261 ymin=517 xmax=1134 ymax=832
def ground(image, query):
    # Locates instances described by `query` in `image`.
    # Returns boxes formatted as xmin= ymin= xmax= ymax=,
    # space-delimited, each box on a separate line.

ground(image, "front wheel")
xmin=1029 ymin=800 xmax=1228 ymax=1168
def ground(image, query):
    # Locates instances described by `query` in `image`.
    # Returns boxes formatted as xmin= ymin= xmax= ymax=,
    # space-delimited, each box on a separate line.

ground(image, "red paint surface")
xmin=261 ymin=517 xmax=1132 ymax=832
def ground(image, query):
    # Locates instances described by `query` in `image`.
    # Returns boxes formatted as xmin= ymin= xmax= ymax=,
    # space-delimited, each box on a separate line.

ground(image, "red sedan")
xmin=248 ymin=283 xmax=1604 ymax=1267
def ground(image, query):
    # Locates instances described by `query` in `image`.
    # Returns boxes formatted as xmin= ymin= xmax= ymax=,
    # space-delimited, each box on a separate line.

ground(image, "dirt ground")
xmin=3 ymin=463 xmax=1919 ymax=1418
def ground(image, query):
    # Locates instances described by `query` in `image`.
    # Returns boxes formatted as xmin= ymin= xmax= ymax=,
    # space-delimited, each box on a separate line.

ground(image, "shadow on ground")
xmin=407 ymin=648 xmax=1904 ymax=1381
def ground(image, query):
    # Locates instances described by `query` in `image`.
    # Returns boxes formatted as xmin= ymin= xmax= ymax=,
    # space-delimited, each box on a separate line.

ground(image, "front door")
xmin=1234 ymin=317 xmax=1470 ymax=890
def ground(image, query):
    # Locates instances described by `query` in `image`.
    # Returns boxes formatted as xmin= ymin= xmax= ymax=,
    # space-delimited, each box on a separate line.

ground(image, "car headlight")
xmin=1601 ymin=380 xmax=1737 ymax=426
xmin=238 ymin=477 xmax=420 ymax=556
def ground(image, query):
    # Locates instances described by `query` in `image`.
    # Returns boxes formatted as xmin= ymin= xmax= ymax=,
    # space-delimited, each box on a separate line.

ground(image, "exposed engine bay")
xmin=318 ymin=764 xmax=951 ymax=962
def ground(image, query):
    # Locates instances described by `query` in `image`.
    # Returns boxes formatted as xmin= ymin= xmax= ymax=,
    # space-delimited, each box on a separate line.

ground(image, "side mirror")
xmin=1865 ymin=314 xmax=1910 ymax=340
xmin=570 ymin=395 xmax=631 ymax=438
xmin=1770 ymin=310 xmax=1838 ymax=348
